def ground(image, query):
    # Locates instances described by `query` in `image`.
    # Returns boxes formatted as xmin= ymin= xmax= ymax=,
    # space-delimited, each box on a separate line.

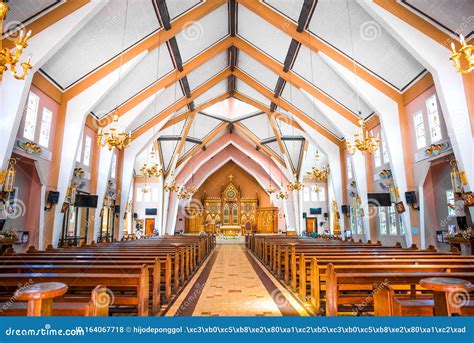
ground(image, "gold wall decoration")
xmin=3 ymin=158 xmax=16 ymax=193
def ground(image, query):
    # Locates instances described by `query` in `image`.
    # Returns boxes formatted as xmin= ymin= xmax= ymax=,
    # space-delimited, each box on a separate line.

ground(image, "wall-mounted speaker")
xmin=341 ymin=205 xmax=349 ymax=215
xmin=405 ymin=191 xmax=417 ymax=204
xmin=323 ymin=212 xmax=328 ymax=219
xmin=133 ymin=213 xmax=138 ymax=219
xmin=47 ymin=191 xmax=60 ymax=204
xmin=302 ymin=212 xmax=307 ymax=219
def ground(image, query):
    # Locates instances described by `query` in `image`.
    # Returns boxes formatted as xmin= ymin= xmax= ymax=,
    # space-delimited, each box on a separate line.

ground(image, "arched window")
xmin=223 ymin=204 xmax=230 ymax=224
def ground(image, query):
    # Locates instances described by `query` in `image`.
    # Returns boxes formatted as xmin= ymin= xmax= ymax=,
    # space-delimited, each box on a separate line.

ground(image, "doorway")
xmin=306 ymin=217 xmax=317 ymax=236
xmin=145 ymin=218 xmax=155 ymax=235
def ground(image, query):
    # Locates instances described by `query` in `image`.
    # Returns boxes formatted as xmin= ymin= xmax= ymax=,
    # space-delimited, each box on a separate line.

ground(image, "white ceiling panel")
xmin=4 ymin=0 xmax=59 ymax=36
xmin=42 ymin=0 xmax=160 ymax=88
xmin=159 ymin=120 xmax=185 ymax=137
xmin=293 ymin=45 xmax=372 ymax=117
xmin=276 ymin=115 xmax=305 ymax=137
xmin=166 ymin=0 xmax=202 ymax=20
xmin=186 ymin=51 xmax=228 ymax=90
xmin=283 ymin=139 xmax=304 ymax=171
xmin=190 ymin=113 xmax=222 ymax=139
xmin=240 ymin=114 xmax=273 ymax=140
xmin=307 ymin=0 xmax=424 ymax=90
xmin=236 ymin=79 xmax=271 ymax=107
xmin=93 ymin=44 xmax=174 ymax=117
xmin=129 ymin=82 xmax=184 ymax=131
xmin=263 ymin=0 xmax=305 ymax=22
xmin=175 ymin=4 xmax=228 ymax=63
xmin=238 ymin=5 xmax=293 ymax=64
xmin=265 ymin=141 xmax=282 ymax=157
xmin=193 ymin=80 xmax=228 ymax=107
xmin=183 ymin=141 xmax=198 ymax=155
xmin=238 ymin=51 xmax=280 ymax=91
xmin=160 ymin=140 xmax=179 ymax=171
xmin=280 ymin=84 xmax=342 ymax=138
xmin=403 ymin=0 xmax=474 ymax=38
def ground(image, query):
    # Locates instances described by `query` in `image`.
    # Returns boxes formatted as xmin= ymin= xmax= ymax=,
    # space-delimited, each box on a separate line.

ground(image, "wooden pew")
xmin=324 ymin=263 xmax=474 ymax=316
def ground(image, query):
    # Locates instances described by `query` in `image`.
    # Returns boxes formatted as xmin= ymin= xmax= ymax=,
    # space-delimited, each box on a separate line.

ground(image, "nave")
xmin=0 ymin=0 xmax=473 ymax=319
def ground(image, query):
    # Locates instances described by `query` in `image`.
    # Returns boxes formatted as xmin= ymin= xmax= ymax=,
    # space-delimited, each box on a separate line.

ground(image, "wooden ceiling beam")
xmin=162 ymin=92 xmax=230 ymax=130
xmin=176 ymin=122 xmax=228 ymax=168
xmin=165 ymin=113 xmax=196 ymax=177
xmin=65 ymin=0 xmax=227 ymax=99
xmin=98 ymin=37 xmax=232 ymax=124
xmin=233 ymin=37 xmax=359 ymax=125
xmin=233 ymin=68 xmax=342 ymax=145
xmin=131 ymin=68 xmax=231 ymax=139
xmin=232 ymin=91 xmax=303 ymax=131
xmin=233 ymin=122 xmax=286 ymax=166
xmin=237 ymin=0 xmax=402 ymax=101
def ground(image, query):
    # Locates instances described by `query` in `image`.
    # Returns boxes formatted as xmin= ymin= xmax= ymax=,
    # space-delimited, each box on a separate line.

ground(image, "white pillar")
xmin=321 ymin=53 xmax=413 ymax=246
xmin=51 ymin=55 xmax=142 ymax=247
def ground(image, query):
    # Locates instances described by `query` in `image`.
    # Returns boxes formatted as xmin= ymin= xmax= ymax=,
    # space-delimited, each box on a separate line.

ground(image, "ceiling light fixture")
xmin=0 ymin=0 xmax=33 ymax=80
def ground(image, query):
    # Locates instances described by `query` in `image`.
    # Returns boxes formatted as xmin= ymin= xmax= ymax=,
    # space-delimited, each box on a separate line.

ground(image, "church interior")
xmin=0 ymin=0 xmax=473 ymax=317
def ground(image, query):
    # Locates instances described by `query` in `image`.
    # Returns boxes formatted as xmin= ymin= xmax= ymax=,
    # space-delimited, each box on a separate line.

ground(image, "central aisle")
xmin=166 ymin=244 xmax=309 ymax=316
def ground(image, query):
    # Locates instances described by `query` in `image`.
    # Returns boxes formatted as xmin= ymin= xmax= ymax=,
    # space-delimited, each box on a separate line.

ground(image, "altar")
xmin=219 ymin=225 xmax=241 ymax=236
xmin=184 ymin=174 xmax=278 ymax=234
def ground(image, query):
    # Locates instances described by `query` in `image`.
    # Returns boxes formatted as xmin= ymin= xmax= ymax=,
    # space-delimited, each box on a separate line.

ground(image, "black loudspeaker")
xmin=302 ymin=212 xmax=307 ymax=219
xmin=405 ymin=191 xmax=417 ymax=204
xmin=324 ymin=212 xmax=328 ymax=219
xmin=47 ymin=191 xmax=60 ymax=204
xmin=74 ymin=194 xmax=98 ymax=208
xmin=114 ymin=205 xmax=120 ymax=214
xmin=341 ymin=205 xmax=349 ymax=214
xmin=133 ymin=213 xmax=138 ymax=219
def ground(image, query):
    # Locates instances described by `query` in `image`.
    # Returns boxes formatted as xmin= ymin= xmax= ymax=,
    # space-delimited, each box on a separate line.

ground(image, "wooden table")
xmin=14 ymin=282 xmax=68 ymax=316
xmin=420 ymin=277 xmax=473 ymax=316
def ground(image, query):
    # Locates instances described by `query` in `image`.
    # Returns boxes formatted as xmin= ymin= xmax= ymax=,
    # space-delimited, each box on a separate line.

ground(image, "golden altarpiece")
xmin=185 ymin=175 xmax=278 ymax=235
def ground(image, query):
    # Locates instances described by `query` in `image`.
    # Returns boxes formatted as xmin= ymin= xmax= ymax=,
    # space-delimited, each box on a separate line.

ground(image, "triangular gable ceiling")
xmin=183 ymin=140 xmax=198 ymax=155
xmin=4 ymin=0 xmax=61 ymax=36
xmin=41 ymin=0 xmax=161 ymax=89
xmin=276 ymin=115 xmax=305 ymax=137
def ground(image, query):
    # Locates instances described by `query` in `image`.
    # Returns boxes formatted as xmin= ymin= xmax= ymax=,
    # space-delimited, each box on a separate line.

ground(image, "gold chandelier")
xmin=346 ymin=119 xmax=379 ymax=155
xmin=164 ymin=172 xmax=182 ymax=193
xmin=177 ymin=187 xmax=194 ymax=200
xmin=0 ymin=1 xmax=33 ymax=80
xmin=139 ymin=147 xmax=162 ymax=178
xmin=265 ymin=185 xmax=276 ymax=194
xmin=306 ymin=151 xmax=329 ymax=181
xmin=276 ymin=189 xmax=288 ymax=199
xmin=450 ymin=34 xmax=473 ymax=74
xmin=287 ymin=174 xmax=304 ymax=192
xmin=97 ymin=112 xmax=132 ymax=150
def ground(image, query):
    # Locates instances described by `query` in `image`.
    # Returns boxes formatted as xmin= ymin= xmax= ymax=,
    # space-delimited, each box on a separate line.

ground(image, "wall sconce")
xmin=3 ymin=158 xmax=16 ymax=193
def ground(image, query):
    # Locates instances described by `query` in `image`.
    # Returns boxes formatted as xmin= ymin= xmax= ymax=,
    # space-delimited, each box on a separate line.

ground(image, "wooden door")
xmin=145 ymin=218 xmax=155 ymax=235
xmin=306 ymin=218 xmax=317 ymax=236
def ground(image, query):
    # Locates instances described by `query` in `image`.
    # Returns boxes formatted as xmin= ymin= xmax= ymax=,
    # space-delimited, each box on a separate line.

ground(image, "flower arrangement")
xmin=19 ymin=141 xmax=42 ymax=155
xmin=0 ymin=230 xmax=17 ymax=241
xmin=445 ymin=228 xmax=473 ymax=241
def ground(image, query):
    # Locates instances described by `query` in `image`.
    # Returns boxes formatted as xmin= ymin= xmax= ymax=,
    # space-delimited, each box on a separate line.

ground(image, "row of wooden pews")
xmin=0 ymin=234 xmax=215 ymax=316
xmin=246 ymin=234 xmax=474 ymax=316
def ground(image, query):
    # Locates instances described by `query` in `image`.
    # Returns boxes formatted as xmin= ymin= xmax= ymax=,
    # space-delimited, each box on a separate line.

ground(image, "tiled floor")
xmin=166 ymin=244 xmax=309 ymax=317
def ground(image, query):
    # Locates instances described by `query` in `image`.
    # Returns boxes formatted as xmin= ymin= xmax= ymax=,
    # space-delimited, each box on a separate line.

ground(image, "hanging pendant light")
xmin=96 ymin=0 xmax=132 ymax=150
xmin=0 ymin=1 xmax=33 ymax=80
